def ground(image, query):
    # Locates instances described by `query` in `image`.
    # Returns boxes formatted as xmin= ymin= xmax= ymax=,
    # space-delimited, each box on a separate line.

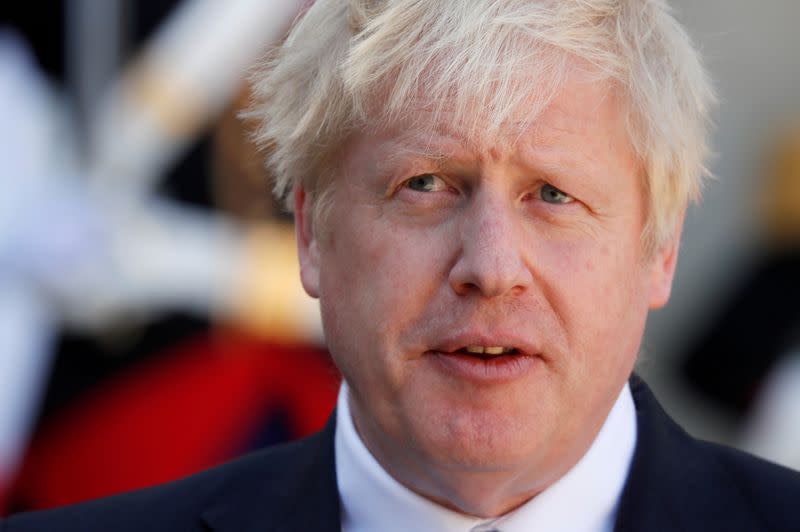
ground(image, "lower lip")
xmin=428 ymin=351 xmax=541 ymax=383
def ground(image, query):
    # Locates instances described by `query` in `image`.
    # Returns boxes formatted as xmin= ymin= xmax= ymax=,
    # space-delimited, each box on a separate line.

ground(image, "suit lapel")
xmin=613 ymin=375 xmax=690 ymax=532
xmin=200 ymin=415 xmax=341 ymax=532
xmin=268 ymin=417 xmax=341 ymax=532
xmin=614 ymin=375 xmax=764 ymax=532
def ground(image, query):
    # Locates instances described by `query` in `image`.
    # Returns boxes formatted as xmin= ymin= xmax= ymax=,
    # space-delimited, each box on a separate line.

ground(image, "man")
xmin=4 ymin=1 xmax=800 ymax=531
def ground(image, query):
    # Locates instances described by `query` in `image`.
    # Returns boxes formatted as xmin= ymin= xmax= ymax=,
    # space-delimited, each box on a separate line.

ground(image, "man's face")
xmin=296 ymin=76 xmax=680 ymax=511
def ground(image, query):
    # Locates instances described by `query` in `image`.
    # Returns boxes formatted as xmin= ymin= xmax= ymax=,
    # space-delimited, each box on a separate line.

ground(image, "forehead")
xmin=356 ymin=52 xmax=622 ymax=141
xmin=356 ymin=76 xmax=635 ymax=172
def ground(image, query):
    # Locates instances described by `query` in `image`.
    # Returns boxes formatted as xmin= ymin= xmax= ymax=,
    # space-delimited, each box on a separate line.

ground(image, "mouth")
xmin=427 ymin=344 xmax=539 ymax=381
xmin=450 ymin=345 xmax=519 ymax=360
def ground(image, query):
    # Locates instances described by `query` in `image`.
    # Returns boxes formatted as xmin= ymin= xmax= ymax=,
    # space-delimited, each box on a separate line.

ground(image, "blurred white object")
xmin=740 ymin=351 xmax=800 ymax=471
xmin=0 ymin=28 xmax=244 ymax=331
xmin=0 ymin=282 xmax=55 ymax=490
xmin=60 ymin=201 xmax=248 ymax=326
xmin=0 ymin=29 xmax=76 ymax=491
xmin=90 ymin=0 xmax=303 ymax=200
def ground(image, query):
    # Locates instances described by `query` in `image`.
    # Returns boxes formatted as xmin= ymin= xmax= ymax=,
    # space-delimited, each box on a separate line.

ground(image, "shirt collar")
xmin=335 ymin=381 xmax=637 ymax=532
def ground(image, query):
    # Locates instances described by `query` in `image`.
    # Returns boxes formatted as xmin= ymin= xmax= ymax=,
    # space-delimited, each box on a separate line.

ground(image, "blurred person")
xmin=683 ymin=126 xmax=800 ymax=414
xmin=2 ymin=0 xmax=328 ymax=516
xmin=683 ymin=125 xmax=800 ymax=469
xmin=5 ymin=2 xmax=800 ymax=532
xmin=7 ymin=83 xmax=337 ymax=513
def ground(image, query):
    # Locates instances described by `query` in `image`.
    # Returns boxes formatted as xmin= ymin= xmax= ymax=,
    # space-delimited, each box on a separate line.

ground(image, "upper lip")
xmin=430 ymin=332 xmax=541 ymax=357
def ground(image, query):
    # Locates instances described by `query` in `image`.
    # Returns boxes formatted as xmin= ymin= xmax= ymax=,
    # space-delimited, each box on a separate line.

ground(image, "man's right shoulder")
xmin=1 ymin=426 xmax=337 ymax=532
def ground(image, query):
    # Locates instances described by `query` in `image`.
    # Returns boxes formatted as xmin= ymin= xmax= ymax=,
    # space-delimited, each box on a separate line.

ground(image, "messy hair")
xmin=249 ymin=0 xmax=715 ymax=253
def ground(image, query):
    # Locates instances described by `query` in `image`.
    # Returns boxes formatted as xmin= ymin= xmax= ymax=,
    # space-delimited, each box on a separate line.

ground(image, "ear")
xmin=294 ymin=185 xmax=321 ymax=299
xmin=647 ymin=213 xmax=685 ymax=309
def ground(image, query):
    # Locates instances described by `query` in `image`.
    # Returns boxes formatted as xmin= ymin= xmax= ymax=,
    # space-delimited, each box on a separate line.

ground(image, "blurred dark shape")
xmin=0 ymin=4 xmax=66 ymax=82
xmin=683 ymin=128 xmax=800 ymax=413
xmin=37 ymin=314 xmax=210 ymax=426
xmin=682 ymin=248 xmax=800 ymax=412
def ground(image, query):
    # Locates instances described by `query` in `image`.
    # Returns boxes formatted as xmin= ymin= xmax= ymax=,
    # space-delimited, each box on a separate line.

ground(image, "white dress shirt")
xmin=335 ymin=381 xmax=637 ymax=532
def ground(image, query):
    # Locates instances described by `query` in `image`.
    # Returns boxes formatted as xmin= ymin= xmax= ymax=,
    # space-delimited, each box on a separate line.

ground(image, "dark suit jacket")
xmin=3 ymin=375 xmax=800 ymax=531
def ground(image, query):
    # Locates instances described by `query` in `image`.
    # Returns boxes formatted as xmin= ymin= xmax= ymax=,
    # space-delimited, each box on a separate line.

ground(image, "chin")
xmin=413 ymin=405 xmax=546 ymax=472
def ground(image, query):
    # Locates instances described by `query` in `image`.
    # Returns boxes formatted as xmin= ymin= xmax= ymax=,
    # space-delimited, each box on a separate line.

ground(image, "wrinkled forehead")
xmin=355 ymin=66 xmax=627 ymax=163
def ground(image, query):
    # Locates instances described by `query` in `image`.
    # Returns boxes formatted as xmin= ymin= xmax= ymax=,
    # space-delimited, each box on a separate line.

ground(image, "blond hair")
xmin=249 ymin=0 xmax=715 ymax=253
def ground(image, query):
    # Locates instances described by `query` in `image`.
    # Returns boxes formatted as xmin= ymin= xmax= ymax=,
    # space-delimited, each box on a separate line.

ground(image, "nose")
xmin=448 ymin=193 xmax=533 ymax=298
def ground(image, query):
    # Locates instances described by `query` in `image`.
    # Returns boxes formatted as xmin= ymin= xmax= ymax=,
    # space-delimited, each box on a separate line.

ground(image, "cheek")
xmin=534 ymin=232 xmax=650 ymax=350
xmin=318 ymin=209 xmax=451 ymax=358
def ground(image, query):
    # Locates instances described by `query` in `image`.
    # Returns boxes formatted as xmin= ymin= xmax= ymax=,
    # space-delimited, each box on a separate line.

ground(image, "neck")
xmin=380 ymin=464 xmax=547 ymax=517
xmin=347 ymin=396 xmax=590 ymax=518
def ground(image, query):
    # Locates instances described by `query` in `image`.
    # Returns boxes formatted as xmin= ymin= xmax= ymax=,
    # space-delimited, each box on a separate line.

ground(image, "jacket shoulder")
xmin=695 ymin=439 xmax=800 ymax=528
xmin=2 ymin=431 xmax=330 ymax=532
xmin=618 ymin=375 xmax=800 ymax=532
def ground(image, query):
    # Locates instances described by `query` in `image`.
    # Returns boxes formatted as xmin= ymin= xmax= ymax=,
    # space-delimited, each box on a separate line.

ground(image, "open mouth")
xmin=429 ymin=344 xmax=537 ymax=380
xmin=453 ymin=346 xmax=518 ymax=359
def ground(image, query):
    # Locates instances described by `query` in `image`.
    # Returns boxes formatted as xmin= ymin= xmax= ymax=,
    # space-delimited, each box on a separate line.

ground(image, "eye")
xmin=540 ymin=183 xmax=574 ymax=204
xmin=404 ymin=173 xmax=449 ymax=193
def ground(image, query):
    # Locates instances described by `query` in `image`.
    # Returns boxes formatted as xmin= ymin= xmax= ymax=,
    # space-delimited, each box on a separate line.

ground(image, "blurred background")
xmin=0 ymin=0 xmax=798 ymax=517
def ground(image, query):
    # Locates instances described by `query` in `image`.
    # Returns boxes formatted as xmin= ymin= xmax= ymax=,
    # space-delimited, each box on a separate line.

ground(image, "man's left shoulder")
xmin=694 ymin=437 xmax=800 ymax=514
xmin=621 ymin=375 xmax=800 ymax=531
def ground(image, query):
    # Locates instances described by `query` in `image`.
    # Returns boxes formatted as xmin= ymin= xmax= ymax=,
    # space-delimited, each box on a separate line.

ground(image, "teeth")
xmin=463 ymin=346 xmax=514 ymax=355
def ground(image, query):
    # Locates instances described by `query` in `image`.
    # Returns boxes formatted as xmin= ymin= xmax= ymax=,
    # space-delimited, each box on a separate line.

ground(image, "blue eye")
xmin=405 ymin=174 xmax=448 ymax=193
xmin=540 ymin=183 xmax=574 ymax=204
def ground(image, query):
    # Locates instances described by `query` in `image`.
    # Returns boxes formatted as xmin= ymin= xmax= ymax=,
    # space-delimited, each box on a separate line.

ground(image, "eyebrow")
xmin=371 ymin=120 xmax=591 ymax=182
xmin=373 ymin=133 xmax=453 ymax=176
